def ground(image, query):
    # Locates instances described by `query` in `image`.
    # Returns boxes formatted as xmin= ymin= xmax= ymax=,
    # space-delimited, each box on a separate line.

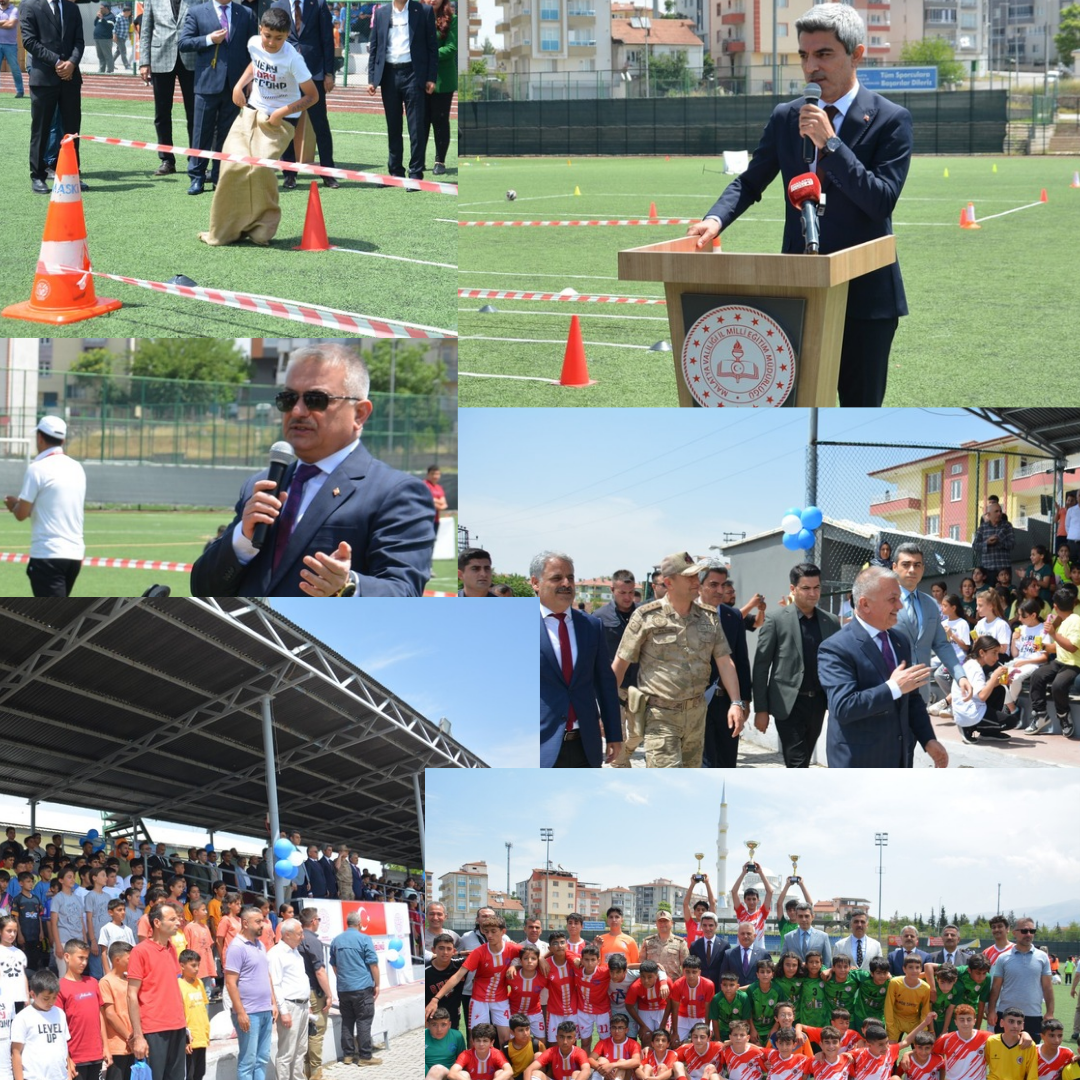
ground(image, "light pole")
xmin=541 ymin=827 xmax=553 ymax=930
xmin=631 ymin=17 xmax=651 ymax=98
xmin=997 ymin=882 xmax=1001 ymax=915
xmin=505 ymin=841 xmax=512 ymax=895
xmin=875 ymin=832 xmax=889 ymax=949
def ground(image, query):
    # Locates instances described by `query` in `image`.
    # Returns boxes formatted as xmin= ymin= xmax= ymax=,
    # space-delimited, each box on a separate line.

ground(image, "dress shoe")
xmin=153 ymin=160 xmax=176 ymax=176
xmin=323 ymin=176 xmax=340 ymax=189
xmin=283 ymin=173 xmax=297 ymax=190
xmin=187 ymin=177 xmax=205 ymax=195
xmin=32 ymin=178 xmax=50 ymax=194
xmin=432 ymin=162 xmax=446 ymax=175
xmin=80 ymin=181 xmax=89 ymax=191
xmin=14 ymin=92 xmax=24 ymax=98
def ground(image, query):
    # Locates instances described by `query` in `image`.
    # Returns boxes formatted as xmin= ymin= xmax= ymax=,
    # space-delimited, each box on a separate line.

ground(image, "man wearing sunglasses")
xmin=190 ymin=342 xmax=436 ymax=596
xmin=986 ymin=917 xmax=1054 ymax=1042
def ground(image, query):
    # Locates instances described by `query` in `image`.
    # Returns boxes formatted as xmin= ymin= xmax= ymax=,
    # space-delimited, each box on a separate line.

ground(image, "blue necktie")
xmin=801 ymin=931 xmax=808 ymax=954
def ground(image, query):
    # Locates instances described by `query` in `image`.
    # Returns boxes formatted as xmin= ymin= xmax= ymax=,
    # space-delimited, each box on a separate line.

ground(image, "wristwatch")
xmin=337 ymin=570 xmax=359 ymax=597
xmin=731 ymin=699 xmax=747 ymax=711
xmin=822 ymin=135 xmax=842 ymax=157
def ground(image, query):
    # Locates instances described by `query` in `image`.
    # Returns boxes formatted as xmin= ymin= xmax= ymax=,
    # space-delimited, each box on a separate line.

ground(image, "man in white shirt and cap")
xmin=4 ymin=416 xmax=86 ymax=596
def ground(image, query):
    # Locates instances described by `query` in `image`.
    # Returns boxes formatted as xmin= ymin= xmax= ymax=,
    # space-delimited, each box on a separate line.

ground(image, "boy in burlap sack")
xmin=199 ymin=6 xmax=317 ymax=245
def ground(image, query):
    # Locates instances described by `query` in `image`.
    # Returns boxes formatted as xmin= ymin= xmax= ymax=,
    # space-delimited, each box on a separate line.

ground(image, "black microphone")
xmin=801 ymin=82 xmax=821 ymax=164
xmin=251 ymin=440 xmax=297 ymax=549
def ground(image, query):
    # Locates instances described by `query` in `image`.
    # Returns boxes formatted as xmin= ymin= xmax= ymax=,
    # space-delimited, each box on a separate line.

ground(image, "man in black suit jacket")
xmin=699 ymin=565 xmax=752 ymax=768
xmin=273 ymin=0 xmax=337 ymax=189
xmin=20 ymin=0 xmax=84 ymax=193
xmin=888 ymin=926 xmax=930 ymax=975
xmin=718 ymin=923 xmax=771 ymax=984
xmin=687 ymin=912 xmax=729 ymax=987
xmin=367 ymin=0 xmax=436 ymax=181
xmin=179 ymin=0 xmax=255 ymax=193
xmin=688 ymin=3 xmax=913 ymax=407
xmin=928 ymin=926 xmax=971 ymax=967
xmin=190 ymin=343 xmax=435 ymax=597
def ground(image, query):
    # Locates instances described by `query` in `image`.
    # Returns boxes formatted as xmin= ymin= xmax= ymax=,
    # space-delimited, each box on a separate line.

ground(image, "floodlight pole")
xmin=875 ymin=832 xmax=888 ymax=950
xmin=414 ymin=772 xmax=425 ymax=873
xmin=262 ymin=694 xmax=285 ymax=908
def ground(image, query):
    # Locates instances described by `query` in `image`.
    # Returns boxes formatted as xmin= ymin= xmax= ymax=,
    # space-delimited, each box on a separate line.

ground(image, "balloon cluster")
xmin=780 ymin=505 xmax=823 ymax=552
xmin=78 ymin=828 xmax=105 ymax=853
xmin=272 ymin=836 xmax=306 ymax=881
xmin=384 ymin=937 xmax=407 ymax=969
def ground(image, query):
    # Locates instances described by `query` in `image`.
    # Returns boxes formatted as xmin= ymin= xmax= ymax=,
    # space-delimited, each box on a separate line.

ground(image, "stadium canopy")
xmin=0 ymin=598 xmax=486 ymax=877
xmin=965 ymin=408 xmax=1080 ymax=463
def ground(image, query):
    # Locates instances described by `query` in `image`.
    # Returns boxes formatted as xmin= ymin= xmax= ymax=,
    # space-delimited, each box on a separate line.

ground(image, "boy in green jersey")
xmin=820 ymin=955 xmax=860 ymax=1015
xmin=708 ymin=972 xmax=753 ymax=1043
xmin=924 ymin=955 xmax=991 ymax=1031
xmin=744 ymin=959 xmax=779 ymax=1044
xmin=427 ymin=1007 xmax=468 ymax=1080
xmin=847 ymin=958 xmax=891 ymax=1033
xmin=797 ymin=952 xmax=830 ymax=1028
xmin=923 ymin=964 xmax=962 ymax=1036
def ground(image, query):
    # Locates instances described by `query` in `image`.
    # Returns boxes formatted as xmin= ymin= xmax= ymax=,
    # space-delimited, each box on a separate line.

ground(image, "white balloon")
xmin=384 ymin=949 xmax=399 ymax=963
xmin=781 ymin=513 xmax=802 ymax=535
xmin=288 ymin=850 xmax=305 ymax=866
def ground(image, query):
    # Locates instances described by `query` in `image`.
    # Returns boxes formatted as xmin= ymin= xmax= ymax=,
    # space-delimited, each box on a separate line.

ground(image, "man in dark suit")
xmin=190 ymin=343 xmax=435 ymax=597
xmin=593 ymin=569 xmax=640 ymax=767
xmin=688 ymin=3 xmax=912 ymax=407
xmin=818 ymin=567 xmax=950 ymax=768
xmin=752 ymin=561 xmax=841 ymax=768
xmin=699 ymin=565 xmax=752 ymax=768
xmin=928 ymin=926 xmax=972 ymax=968
xmin=888 ymin=925 xmax=930 ymax=975
xmin=273 ymin=0 xmax=337 ymax=189
xmin=717 ymin=922 xmax=768 ymax=985
xmin=20 ymin=0 xmax=84 ymax=194
xmin=179 ymin=0 xmax=255 ymax=194
xmin=537 ymin=550 xmax=622 ymax=768
xmin=367 ymin=0 xmax=436 ymax=182
xmin=688 ymin=912 xmax=728 ymax=986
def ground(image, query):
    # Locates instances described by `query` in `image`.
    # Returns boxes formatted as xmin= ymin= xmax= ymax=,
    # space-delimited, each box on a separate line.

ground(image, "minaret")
xmin=716 ymin=783 xmax=729 ymax=910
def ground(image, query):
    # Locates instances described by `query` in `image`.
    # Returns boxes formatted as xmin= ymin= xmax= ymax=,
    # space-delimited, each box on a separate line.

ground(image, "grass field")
xmin=0 ymin=508 xmax=458 ymax=596
xmin=0 ymin=95 xmax=457 ymax=336
xmin=458 ymin=154 xmax=1080 ymax=406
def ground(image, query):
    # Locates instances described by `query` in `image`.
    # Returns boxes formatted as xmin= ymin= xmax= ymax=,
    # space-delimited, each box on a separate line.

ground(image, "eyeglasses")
xmin=274 ymin=390 xmax=363 ymax=413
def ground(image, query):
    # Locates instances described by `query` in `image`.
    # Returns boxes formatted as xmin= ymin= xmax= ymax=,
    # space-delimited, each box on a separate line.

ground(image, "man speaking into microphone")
xmin=687 ymin=4 xmax=912 ymax=407
xmin=190 ymin=342 xmax=436 ymax=597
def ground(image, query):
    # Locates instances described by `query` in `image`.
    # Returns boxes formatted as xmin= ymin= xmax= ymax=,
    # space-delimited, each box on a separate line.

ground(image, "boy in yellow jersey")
xmin=985 ymin=1008 xmax=1038 ymax=1080
xmin=884 ymin=956 xmax=931 ymax=1043
xmin=504 ymin=1013 xmax=546 ymax=1080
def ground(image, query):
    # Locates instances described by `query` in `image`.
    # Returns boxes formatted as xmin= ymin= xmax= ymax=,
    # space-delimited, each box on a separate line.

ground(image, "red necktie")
xmin=293 ymin=0 xmax=302 ymax=33
xmin=552 ymin=612 xmax=577 ymax=733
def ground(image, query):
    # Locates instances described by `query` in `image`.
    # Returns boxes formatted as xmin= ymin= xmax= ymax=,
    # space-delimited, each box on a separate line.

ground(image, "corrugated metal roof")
xmin=0 ymin=598 xmax=486 ymax=868
xmin=965 ymin=409 xmax=1080 ymax=462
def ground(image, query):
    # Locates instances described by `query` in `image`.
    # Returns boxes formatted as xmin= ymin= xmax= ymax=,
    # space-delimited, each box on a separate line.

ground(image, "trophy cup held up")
xmin=789 ymin=855 xmax=801 ymax=885
xmin=693 ymin=853 xmax=706 ymax=884
xmin=744 ymin=841 xmax=760 ymax=877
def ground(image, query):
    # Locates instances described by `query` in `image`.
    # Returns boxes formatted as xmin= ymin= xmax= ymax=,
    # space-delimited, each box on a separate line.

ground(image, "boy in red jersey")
xmin=525 ymin=1021 xmax=593 ymax=1080
xmin=764 ymin=1028 xmax=813 ymax=1080
xmin=896 ymin=1031 xmax=944 ymax=1080
xmin=729 ymin=864 xmax=774 ymax=949
xmin=674 ymin=1022 xmax=722 ymax=1080
xmin=809 ymin=1026 xmax=854 ymax=1080
xmin=848 ymin=1018 xmax=935 ymax=1080
xmin=1035 ymin=1020 xmax=1077 ymax=1080
xmin=638 ymin=1027 xmax=678 ymax=1080
xmin=982 ymin=919 xmax=1014 ymax=967
xmin=665 ymin=957 xmax=715 ymax=1044
xmin=578 ymin=946 xmax=613 ymax=1049
xmin=507 ymin=945 xmax=548 ymax=1040
xmin=566 ymin=915 xmax=588 ymax=959
xmin=800 ymin=1009 xmax=863 ymax=1054
xmin=590 ymin=1013 xmax=642 ymax=1080
xmin=543 ymin=933 xmax=582 ymax=1045
xmin=626 ymin=961 xmax=670 ymax=1049
xmin=932 ymin=1005 xmax=995 ymax=1080
xmin=718 ymin=1019 xmax=766 ymax=1080
xmin=451 ymin=1022 xmax=514 ymax=1080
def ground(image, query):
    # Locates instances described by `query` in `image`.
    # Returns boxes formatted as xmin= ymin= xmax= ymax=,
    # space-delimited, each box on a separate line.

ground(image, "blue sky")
xmin=268 ymin=600 xmax=536 ymax=767
xmin=459 ymin=408 xmax=1014 ymax=578
xmin=427 ymin=770 xmax=1080 ymax=923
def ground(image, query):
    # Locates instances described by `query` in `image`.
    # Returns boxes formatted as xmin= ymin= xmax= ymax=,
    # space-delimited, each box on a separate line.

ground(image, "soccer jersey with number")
xmin=455 ymin=1048 xmax=510 ymax=1080
xmin=899 ymin=1053 xmax=945 ymax=1080
xmin=670 ymin=976 xmax=715 ymax=1019
xmin=463 ymin=941 xmax=522 ymax=1003
xmin=508 ymin=972 xmax=547 ymax=1016
xmin=642 ymin=1047 xmax=679 ymax=1074
xmin=932 ymin=1027 xmax=992 ymax=1080
xmin=1035 ymin=1046 xmax=1075 ymax=1080
xmin=809 ymin=1055 xmax=853 ymax=1080
xmin=848 ymin=969 xmax=889 ymax=1026
xmin=953 ymin=967 xmax=991 ymax=1017
xmin=707 ymin=989 xmax=752 ymax=1038
xmin=821 ymin=975 xmax=859 ymax=1014
xmin=546 ymin=959 xmax=580 ymax=1016
xmin=773 ymin=977 xmax=804 ymax=1007
xmin=931 ymin=985 xmax=962 ymax=1034
xmin=594 ymin=1037 xmax=641 ymax=1065
xmin=578 ymin=965 xmax=612 ymax=1015
xmin=535 ymin=1046 xmax=590 ymax=1080
xmin=676 ymin=1041 xmax=723 ymax=1080
xmin=798 ymin=978 xmax=831 ymax=1027
xmin=848 ymin=1045 xmax=899 ymax=1080
xmin=721 ymin=1044 xmax=767 ymax=1080
xmin=765 ymin=1049 xmax=813 ymax=1080
xmin=735 ymin=904 xmax=770 ymax=943
xmin=747 ymin=983 xmax=780 ymax=1030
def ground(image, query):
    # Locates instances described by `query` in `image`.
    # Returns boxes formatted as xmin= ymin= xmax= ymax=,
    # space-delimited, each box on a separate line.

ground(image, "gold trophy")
xmin=744 ymin=840 xmax=760 ymax=874
xmin=789 ymin=855 xmax=800 ymax=884
xmin=693 ymin=852 xmax=706 ymax=884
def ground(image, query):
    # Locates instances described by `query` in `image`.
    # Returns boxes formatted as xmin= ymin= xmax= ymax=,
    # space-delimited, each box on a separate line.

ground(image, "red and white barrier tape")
xmin=459 ymin=218 xmax=698 ymax=227
xmin=41 ymin=262 xmax=455 ymax=338
xmin=64 ymin=133 xmax=457 ymax=195
xmin=459 ymin=288 xmax=666 ymax=306
xmin=0 ymin=552 xmax=193 ymax=572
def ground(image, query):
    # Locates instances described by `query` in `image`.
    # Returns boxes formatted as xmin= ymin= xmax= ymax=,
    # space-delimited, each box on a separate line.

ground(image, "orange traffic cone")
xmin=648 ymin=201 xmax=659 ymax=220
xmin=1040 ymin=188 xmax=1048 ymax=203
xmin=959 ymin=203 xmax=980 ymax=229
xmin=294 ymin=181 xmax=331 ymax=251
xmin=3 ymin=140 xmax=121 ymax=324
xmin=1071 ymin=171 xmax=1080 ymax=189
xmin=559 ymin=315 xmax=596 ymax=387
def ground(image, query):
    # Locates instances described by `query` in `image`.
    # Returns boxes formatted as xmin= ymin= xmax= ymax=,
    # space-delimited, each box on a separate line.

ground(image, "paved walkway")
xmin=316 ymin=1026 xmax=423 ymax=1079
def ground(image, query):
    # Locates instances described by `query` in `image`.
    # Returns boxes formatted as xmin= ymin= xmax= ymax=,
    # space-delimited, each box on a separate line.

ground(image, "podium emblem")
xmin=680 ymin=305 xmax=795 ymax=406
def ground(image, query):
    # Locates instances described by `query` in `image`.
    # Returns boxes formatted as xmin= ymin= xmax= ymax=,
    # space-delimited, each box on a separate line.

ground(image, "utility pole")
xmin=541 ymin=828 xmax=553 ymax=930
xmin=875 ymin=833 xmax=889 ymax=949
xmin=505 ymin=841 xmax=512 ymax=895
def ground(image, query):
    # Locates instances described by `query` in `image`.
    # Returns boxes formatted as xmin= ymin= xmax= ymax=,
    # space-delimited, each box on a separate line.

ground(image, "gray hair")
xmin=287 ymin=343 xmax=370 ymax=400
xmin=346 ymin=910 xmax=363 ymax=928
xmin=901 ymin=924 xmax=918 ymax=934
xmin=893 ymin=542 xmax=923 ymax=561
xmin=698 ymin=561 xmax=728 ymax=584
xmin=852 ymin=566 xmax=898 ymax=605
xmin=530 ymin=550 xmax=574 ymax=579
xmin=280 ymin=918 xmax=301 ymax=934
xmin=794 ymin=2 xmax=866 ymax=53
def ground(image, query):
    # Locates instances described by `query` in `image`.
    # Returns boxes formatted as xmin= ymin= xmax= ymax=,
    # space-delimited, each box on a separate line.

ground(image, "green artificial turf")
xmin=457 ymin=154 xmax=1080 ymax=406
xmin=0 ymin=96 xmax=457 ymax=336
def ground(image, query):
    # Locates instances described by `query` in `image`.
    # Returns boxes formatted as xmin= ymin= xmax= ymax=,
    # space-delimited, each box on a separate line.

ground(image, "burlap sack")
xmin=199 ymin=107 xmax=295 ymax=246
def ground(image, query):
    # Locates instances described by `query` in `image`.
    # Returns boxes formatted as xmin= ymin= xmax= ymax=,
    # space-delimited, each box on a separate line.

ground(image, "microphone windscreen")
xmin=802 ymin=82 xmax=821 ymax=104
xmin=268 ymin=441 xmax=297 ymax=468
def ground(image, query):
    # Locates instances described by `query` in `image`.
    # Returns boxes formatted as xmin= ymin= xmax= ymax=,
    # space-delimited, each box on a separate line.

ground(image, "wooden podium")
xmin=617 ymin=235 xmax=896 ymax=407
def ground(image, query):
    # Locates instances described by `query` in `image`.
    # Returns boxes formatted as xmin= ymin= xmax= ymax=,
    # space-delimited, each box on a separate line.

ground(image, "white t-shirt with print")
xmin=9 ymin=1003 xmax=69 ymax=1080
xmin=246 ymin=37 xmax=312 ymax=118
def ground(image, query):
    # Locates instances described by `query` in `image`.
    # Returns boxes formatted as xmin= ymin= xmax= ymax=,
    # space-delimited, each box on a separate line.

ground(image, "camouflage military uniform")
xmin=640 ymin=932 xmax=690 ymax=980
xmin=616 ymin=597 xmax=731 ymax=768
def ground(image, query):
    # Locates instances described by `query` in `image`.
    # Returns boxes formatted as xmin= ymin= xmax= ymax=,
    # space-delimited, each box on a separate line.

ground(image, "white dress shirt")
xmin=387 ymin=0 xmax=410 ymax=64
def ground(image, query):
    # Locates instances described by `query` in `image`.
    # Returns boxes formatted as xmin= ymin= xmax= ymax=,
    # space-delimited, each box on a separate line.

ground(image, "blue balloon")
xmin=87 ymin=829 xmax=99 ymax=839
xmin=801 ymin=505 xmax=823 ymax=530
xmin=273 ymin=837 xmax=295 ymax=861
xmin=796 ymin=528 xmax=815 ymax=549
xmin=785 ymin=507 xmax=802 ymax=517
xmin=388 ymin=937 xmax=404 ymax=952
xmin=389 ymin=953 xmax=406 ymax=969
xmin=275 ymin=858 xmax=298 ymax=880
xmin=782 ymin=532 xmax=803 ymax=551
